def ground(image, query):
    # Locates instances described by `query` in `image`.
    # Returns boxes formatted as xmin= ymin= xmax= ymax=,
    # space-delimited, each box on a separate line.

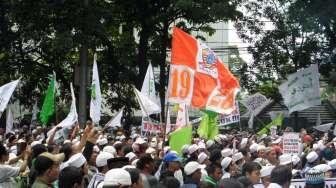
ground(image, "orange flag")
xmin=168 ymin=27 xmax=240 ymax=114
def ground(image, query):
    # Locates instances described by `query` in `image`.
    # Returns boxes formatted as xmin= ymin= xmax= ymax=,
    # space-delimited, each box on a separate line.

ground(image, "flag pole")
xmin=161 ymin=101 xmax=169 ymax=152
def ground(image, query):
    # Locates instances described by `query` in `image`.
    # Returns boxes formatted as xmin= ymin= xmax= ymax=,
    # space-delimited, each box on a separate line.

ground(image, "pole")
xmin=78 ymin=0 xmax=89 ymax=128
xmin=161 ymin=102 xmax=169 ymax=152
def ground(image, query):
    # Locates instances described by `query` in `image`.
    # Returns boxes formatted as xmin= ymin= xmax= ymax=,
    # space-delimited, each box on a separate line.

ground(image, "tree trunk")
xmin=159 ymin=20 xmax=169 ymax=121
xmin=136 ymin=26 xmax=150 ymax=89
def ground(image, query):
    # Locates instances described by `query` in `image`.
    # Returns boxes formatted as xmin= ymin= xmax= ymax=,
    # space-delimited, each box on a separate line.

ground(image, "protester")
xmin=31 ymin=152 xmax=64 ymax=188
xmin=269 ymin=165 xmax=292 ymax=188
xmin=203 ymin=163 xmax=223 ymax=188
xmin=59 ymin=166 xmax=85 ymax=188
xmin=182 ymin=161 xmax=203 ymax=188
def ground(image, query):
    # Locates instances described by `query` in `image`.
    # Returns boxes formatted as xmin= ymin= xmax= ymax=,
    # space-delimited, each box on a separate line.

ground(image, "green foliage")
xmin=235 ymin=0 xmax=336 ymax=99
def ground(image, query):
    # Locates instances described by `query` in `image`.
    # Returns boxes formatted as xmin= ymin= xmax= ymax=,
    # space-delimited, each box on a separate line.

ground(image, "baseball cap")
xmin=163 ymin=152 xmax=181 ymax=162
xmin=96 ymin=152 xmax=114 ymax=167
xmin=103 ymin=168 xmax=132 ymax=186
xmin=184 ymin=161 xmax=202 ymax=175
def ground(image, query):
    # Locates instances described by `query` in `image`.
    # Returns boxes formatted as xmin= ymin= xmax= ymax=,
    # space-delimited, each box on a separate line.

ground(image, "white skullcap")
xmin=31 ymin=140 xmax=41 ymax=147
xmin=93 ymin=145 xmax=100 ymax=153
xmin=125 ymin=152 xmax=137 ymax=161
xmin=279 ymin=154 xmax=292 ymax=165
xmin=221 ymin=148 xmax=233 ymax=158
xmin=272 ymin=137 xmax=282 ymax=144
xmin=96 ymin=152 xmax=114 ymax=167
xmin=219 ymin=134 xmax=227 ymax=141
xmin=232 ymin=152 xmax=244 ymax=162
xmin=103 ymin=146 xmax=116 ymax=155
xmin=306 ymin=151 xmax=319 ymax=163
xmin=206 ymin=140 xmax=215 ymax=148
xmin=197 ymin=152 xmax=208 ymax=164
xmin=119 ymin=135 xmax=126 ymax=141
xmin=113 ymin=141 xmax=122 ymax=146
xmin=313 ymin=164 xmax=332 ymax=173
xmin=221 ymin=157 xmax=232 ymax=169
xmin=184 ymin=161 xmax=202 ymax=175
xmin=135 ymin=137 xmax=146 ymax=144
xmin=67 ymin=153 xmax=87 ymax=168
xmin=97 ymin=138 xmax=108 ymax=146
xmin=260 ymin=166 xmax=275 ymax=177
xmin=328 ymin=159 xmax=336 ymax=170
xmin=188 ymin=144 xmax=199 ymax=155
xmin=249 ymin=143 xmax=259 ymax=153
xmin=317 ymin=140 xmax=326 ymax=150
xmin=103 ymin=168 xmax=132 ymax=186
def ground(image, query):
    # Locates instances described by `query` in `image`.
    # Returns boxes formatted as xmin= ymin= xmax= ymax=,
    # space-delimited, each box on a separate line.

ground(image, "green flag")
xmin=257 ymin=113 xmax=284 ymax=136
xmin=39 ymin=74 xmax=56 ymax=126
xmin=169 ymin=125 xmax=192 ymax=155
xmin=197 ymin=111 xmax=219 ymax=140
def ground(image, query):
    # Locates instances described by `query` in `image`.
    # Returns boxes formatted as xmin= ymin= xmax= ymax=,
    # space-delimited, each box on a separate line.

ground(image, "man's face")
xmin=169 ymin=161 xmax=180 ymax=172
xmin=213 ymin=167 xmax=223 ymax=181
xmin=247 ymin=169 xmax=261 ymax=184
xmin=145 ymin=161 xmax=155 ymax=174
xmin=267 ymin=150 xmax=277 ymax=162
xmin=48 ymin=163 xmax=61 ymax=182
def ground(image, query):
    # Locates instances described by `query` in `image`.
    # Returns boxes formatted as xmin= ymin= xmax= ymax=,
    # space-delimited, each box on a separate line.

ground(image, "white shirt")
xmin=0 ymin=164 xmax=20 ymax=188
xmin=267 ymin=183 xmax=282 ymax=188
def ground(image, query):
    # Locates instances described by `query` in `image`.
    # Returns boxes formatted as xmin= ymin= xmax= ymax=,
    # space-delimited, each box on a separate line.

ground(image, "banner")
xmin=279 ymin=64 xmax=320 ymax=114
xmin=255 ymin=178 xmax=336 ymax=188
xmin=242 ymin=93 xmax=272 ymax=116
xmin=167 ymin=27 xmax=240 ymax=114
xmin=283 ymin=132 xmax=300 ymax=155
xmin=219 ymin=102 xmax=240 ymax=126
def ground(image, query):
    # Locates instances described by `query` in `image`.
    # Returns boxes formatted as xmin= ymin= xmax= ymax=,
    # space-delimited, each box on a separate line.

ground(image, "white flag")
xmin=105 ymin=108 xmax=124 ymax=128
xmin=90 ymin=55 xmax=102 ymax=124
xmin=141 ymin=63 xmax=161 ymax=108
xmin=242 ymin=93 xmax=272 ymax=116
xmin=279 ymin=64 xmax=320 ymax=114
xmin=134 ymin=87 xmax=161 ymax=116
xmin=175 ymin=103 xmax=189 ymax=128
xmin=6 ymin=107 xmax=13 ymax=134
xmin=166 ymin=108 xmax=171 ymax=133
xmin=0 ymin=79 xmax=20 ymax=113
xmin=57 ymin=83 xmax=78 ymax=129
xmin=313 ymin=122 xmax=333 ymax=133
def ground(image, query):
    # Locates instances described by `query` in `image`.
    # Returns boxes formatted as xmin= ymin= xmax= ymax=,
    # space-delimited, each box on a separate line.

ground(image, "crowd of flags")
xmin=0 ymin=27 xmax=324 ymax=154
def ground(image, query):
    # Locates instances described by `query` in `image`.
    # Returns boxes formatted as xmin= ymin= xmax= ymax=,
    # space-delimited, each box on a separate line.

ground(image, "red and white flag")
xmin=168 ymin=27 xmax=240 ymax=114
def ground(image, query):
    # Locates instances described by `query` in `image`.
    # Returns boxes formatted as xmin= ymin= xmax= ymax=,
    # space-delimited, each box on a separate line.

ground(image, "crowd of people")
xmin=0 ymin=121 xmax=335 ymax=188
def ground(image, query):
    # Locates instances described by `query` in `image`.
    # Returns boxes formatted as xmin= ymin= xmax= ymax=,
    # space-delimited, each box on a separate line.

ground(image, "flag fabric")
xmin=56 ymin=83 xmax=78 ymax=129
xmin=90 ymin=55 xmax=102 ymax=124
xmin=169 ymin=125 xmax=192 ymax=155
xmin=105 ymin=107 xmax=124 ymax=128
xmin=6 ymin=107 xmax=13 ymax=134
xmin=167 ymin=27 xmax=240 ymax=114
xmin=313 ymin=122 xmax=333 ymax=133
xmin=197 ymin=111 xmax=219 ymax=140
xmin=175 ymin=103 xmax=188 ymax=129
xmin=0 ymin=79 xmax=20 ymax=113
xmin=257 ymin=114 xmax=284 ymax=136
xmin=165 ymin=108 xmax=171 ymax=133
xmin=40 ymin=74 xmax=57 ymax=126
xmin=279 ymin=64 xmax=320 ymax=114
xmin=242 ymin=93 xmax=272 ymax=116
xmin=134 ymin=87 xmax=161 ymax=116
xmin=141 ymin=63 xmax=161 ymax=108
